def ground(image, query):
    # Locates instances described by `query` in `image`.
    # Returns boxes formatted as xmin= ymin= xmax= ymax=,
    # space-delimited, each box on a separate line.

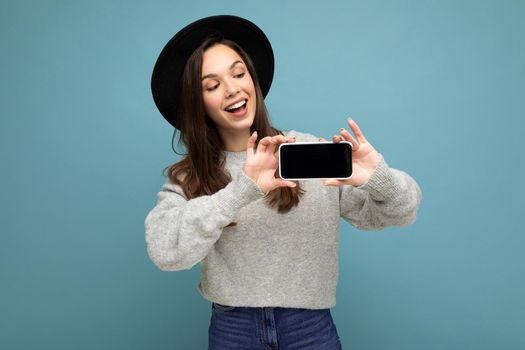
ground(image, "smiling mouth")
xmin=225 ymin=99 xmax=247 ymax=113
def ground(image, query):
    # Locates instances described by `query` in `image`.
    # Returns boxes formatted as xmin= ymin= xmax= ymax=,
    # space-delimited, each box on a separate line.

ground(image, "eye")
xmin=234 ymin=72 xmax=245 ymax=79
xmin=205 ymin=83 xmax=219 ymax=92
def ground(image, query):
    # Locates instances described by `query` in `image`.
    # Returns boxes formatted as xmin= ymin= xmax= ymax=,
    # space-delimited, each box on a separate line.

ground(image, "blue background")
xmin=1 ymin=0 xmax=524 ymax=349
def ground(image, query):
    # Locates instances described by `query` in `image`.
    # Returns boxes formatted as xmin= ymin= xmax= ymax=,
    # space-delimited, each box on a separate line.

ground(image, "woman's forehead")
xmin=202 ymin=44 xmax=246 ymax=75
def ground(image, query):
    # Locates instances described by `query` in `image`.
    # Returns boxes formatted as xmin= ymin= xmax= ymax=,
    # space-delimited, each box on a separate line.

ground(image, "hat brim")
xmin=151 ymin=15 xmax=274 ymax=129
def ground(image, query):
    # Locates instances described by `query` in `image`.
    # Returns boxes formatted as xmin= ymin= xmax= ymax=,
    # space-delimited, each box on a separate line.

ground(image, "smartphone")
xmin=278 ymin=141 xmax=352 ymax=180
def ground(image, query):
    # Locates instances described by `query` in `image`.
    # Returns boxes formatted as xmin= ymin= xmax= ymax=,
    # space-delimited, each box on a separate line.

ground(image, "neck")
xmin=219 ymin=129 xmax=251 ymax=152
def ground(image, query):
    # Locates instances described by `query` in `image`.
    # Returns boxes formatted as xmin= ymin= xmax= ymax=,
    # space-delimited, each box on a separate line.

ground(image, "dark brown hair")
xmin=163 ymin=36 xmax=304 ymax=214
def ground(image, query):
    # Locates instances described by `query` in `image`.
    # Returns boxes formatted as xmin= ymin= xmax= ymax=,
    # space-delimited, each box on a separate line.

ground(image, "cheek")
xmin=246 ymin=77 xmax=256 ymax=94
xmin=244 ymin=78 xmax=257 ymax=108
xmin=203 ymin=94 xmax=220 ymax=115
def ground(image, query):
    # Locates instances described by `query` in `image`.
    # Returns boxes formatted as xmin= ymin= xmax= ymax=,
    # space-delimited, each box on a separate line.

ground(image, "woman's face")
xmin=201 ymin=44 xmax=257 ymax=137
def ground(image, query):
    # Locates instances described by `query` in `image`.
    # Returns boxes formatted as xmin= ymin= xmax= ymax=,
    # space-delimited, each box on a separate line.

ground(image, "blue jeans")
xmin=208 ymin=303 xmax=343 ymax=350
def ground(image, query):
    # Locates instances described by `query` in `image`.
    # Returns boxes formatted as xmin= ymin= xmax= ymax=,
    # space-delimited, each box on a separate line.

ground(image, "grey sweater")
xmin=144 ymin=130 xmax=422 ymax=309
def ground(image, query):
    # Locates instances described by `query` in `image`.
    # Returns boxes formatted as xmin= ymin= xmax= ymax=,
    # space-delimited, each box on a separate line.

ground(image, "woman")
xmin=146 ymin=15 xmax=422 ymax=350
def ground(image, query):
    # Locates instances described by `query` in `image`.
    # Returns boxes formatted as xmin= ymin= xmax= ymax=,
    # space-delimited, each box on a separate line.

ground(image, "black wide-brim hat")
xmin=151 ymin=15 xmax=274 ymax=129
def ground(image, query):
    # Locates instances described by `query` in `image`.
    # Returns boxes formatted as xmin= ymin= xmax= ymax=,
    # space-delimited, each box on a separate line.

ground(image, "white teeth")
xmin=226 ymin=100 xmax=246 ymax=111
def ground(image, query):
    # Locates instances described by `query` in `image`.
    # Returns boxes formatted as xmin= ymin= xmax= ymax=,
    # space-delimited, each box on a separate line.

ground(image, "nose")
xmin=224 ymin=79 xmax=240 ymax=98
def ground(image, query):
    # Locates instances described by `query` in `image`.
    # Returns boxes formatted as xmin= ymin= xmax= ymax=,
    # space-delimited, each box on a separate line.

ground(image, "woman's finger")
xmin=273 ymin=179 xmax=297 ymax=188
xmin=322 ymin=179 xmax=345 ymax=186
xmin=272 ymin=135 xmax=288 ymax=145
xmin=339 ymin=128 xmax=360 ymax=151
xmin=347 ymin=118 xmax=368 ymax=144
xmin=257 ymin=136 xmax=275 ymax=153
xmin=273 ymin=135 xmax=296 ymax=145
xmin=246 ymin=131 xmax=257 ymax=158
xmin=319 ymin=137 xmax=327 ymax=142
xmin=332 ymin=135 xmax=343 ymax=143
xmin=266 ymin=139 xmax=277 ymax=154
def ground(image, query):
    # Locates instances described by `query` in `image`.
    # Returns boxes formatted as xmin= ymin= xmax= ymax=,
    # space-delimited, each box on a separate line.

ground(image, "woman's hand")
xmin=243 ymin=132 xmax=297 ymax=194
xmin=322 ymin=118 xmax=381 ymax=187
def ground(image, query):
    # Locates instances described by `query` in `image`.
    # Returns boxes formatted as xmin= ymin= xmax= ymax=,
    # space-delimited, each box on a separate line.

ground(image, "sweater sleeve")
xmin=339 ymin=154 xmax=422 ymax=231
xmin=144 ymin=172 xmax=265 ymax=271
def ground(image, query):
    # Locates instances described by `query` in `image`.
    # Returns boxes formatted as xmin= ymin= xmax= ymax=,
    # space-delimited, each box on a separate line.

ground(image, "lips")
xmin=224 ymin=99 xmax=247 ymax=112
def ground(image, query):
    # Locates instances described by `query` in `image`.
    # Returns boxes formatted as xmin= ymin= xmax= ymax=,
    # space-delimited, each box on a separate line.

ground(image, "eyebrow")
xmin=201 ymin=60 xmax=244 ymax=81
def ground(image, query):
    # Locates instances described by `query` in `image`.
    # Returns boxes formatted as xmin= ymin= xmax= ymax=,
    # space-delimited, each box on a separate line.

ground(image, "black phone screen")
xmin=279 ymin=142 xmax=352 ymax=179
